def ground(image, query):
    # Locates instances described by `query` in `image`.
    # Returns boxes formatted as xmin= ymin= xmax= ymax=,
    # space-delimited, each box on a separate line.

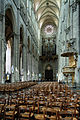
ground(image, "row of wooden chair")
xmin=0 ymin=81 xmax=37 ymax=93
xmin=0 ymin=82 xmax=80 ymax=120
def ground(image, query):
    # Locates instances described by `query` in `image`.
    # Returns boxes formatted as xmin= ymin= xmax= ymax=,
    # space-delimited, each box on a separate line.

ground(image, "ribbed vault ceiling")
xmin=34 ymin=0 xmax=61 ymax=29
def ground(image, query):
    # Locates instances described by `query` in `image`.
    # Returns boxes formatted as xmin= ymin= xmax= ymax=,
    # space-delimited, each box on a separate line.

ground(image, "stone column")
xmin=30 ymin=35 xmax=32 ymax=81
xmin=76 ymin=3 xmax=80 ymax=86
xmin=11 ymin=32 xmax=19 ymax=83
xmin=23 ymin=32 xmax=27 ymax=81
xmin=11 ymin=5 xmax=20 ymax=82
xmin=26 ymin=28 xmax=28 ymax=81
xmin=0 ymin=0 xmax=5 ymax=83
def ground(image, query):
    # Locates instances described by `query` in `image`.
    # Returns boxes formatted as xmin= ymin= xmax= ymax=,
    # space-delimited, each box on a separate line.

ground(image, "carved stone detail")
xmin=72 ymin=2 xmax=77 ymax=12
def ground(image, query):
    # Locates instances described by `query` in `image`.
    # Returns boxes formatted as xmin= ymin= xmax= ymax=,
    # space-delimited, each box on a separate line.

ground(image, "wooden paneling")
xmin=69 ymin=56 xmax=76 ymax=67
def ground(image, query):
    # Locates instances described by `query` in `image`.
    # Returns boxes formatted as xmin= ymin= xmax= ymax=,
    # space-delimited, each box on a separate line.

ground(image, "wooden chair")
xmin=57 ymin=110 xmax=78 ymax=120
xmin=18 ymin=105 xmax=32 ymax=120
xmin=4 ymin=104 xmax=17 ymax=120
xmin=35 ymin=108 xmax=47 ymax=120
xmin=0 ymin=104 xmax=4 ymax=119
xmin=46 ymin=109 xmax=58 ymax=120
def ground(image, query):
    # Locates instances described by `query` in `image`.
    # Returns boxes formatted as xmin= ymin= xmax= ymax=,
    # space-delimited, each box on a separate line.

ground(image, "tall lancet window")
xmin=6 ymin=39 xmax=11 ymax=74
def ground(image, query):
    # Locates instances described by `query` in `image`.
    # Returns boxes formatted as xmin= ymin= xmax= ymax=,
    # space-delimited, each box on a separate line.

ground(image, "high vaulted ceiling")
xmin=34 ymin=0 xmax=61 ymax=29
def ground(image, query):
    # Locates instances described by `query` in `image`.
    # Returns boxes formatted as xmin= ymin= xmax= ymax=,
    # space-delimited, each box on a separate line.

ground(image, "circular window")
xmin=44 ymin=25 xmax=54 ymax=35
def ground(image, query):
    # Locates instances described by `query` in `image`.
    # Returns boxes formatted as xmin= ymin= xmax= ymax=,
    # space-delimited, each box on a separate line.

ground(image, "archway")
xmin=45 ymin=64 xmax=53 ymax=81
xmin=5 ymin=8 xmax=14 ymax=83
xmin=19 ymin=27 xmax=24 ymax=81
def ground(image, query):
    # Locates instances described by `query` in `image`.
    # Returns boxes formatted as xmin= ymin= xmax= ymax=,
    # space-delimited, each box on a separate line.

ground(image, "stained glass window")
xmin=44 ymin=25 xmax=54 ymax=35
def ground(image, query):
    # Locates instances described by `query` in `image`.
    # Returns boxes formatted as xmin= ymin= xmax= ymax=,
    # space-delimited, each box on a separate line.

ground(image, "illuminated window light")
xmin=45 ymin=25 xmax=54 ymax=35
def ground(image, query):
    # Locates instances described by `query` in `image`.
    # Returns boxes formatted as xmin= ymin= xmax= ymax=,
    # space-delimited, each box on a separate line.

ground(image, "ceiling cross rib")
xmin=38 ymin=11 xmax=59 ymax=22
xmin=34 ymin=0 xmax=61 ymax=28
xmin=36 ymin=0 xmax=59 ymax=13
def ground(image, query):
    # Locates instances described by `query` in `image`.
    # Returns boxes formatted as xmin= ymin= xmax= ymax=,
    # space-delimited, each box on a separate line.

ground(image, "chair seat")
xmin=19 ymin=105 xmax=27 ymax=109
xmin=53 ymin=107 xmax=60 ymax=112
xmin=67 ymin=109 xmax=79 ymax=114
xmin=4 ymin=116 xmax=14 ymax=119
xmin=21 ymin=114 xmax=29 ymax=118
xmin=63 ymin=117 xmax=77 ymax=120
xmin=21 ymin=112 xmax=30 ymax=117
xmin=6 ymin=111 xmax=13 ymax=116
xmin=31 ymin=106 xmax=38 ymax=111
xmin=35 ymin=114 xmax=47 ymax=120
xmin=20 ymin=112 xmax=34 ymax=117
xmin=6 ymin=111 xmax=17 ymax=115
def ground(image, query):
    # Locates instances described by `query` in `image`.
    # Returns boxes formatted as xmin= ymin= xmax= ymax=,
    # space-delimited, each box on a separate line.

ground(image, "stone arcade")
xmin=0 ymin=0 xmax=80 ymax=87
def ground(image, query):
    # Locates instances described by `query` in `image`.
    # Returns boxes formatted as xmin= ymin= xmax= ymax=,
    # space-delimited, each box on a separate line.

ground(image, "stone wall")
xmin=0 ymin=0 xmax=39 ymax=83
xmin=57 ymin=0 xmax=80 ymax=86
